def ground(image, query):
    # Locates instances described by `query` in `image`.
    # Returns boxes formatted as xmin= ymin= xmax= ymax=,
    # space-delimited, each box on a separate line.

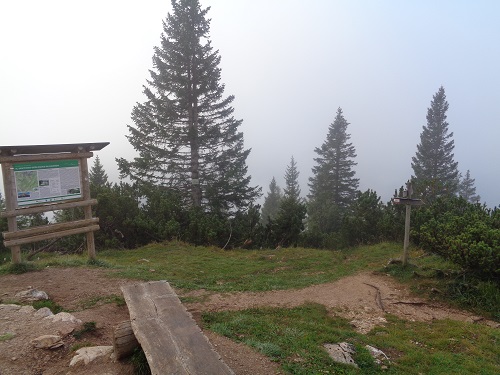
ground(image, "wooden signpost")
xmin=392 ymin=181 xmax=424 ymax=266
xmin=0 ymin=142 xmax=109 ymax=264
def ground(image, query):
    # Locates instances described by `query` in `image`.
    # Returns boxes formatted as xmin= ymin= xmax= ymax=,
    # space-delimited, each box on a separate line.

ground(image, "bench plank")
xmin=121 ymin=281 xmax=234 ymax=375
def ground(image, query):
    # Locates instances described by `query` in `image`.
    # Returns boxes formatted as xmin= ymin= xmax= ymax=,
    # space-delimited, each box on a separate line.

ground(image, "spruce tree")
xmin=458 ymin=170 xmax=480 ymax=203
xmin=117 ymin=0 xmax=259 ymax=212
xmin=308 ymin=108 xmax=359 ymax=233
xmin=275 ymin=156 xmax=306 ymax=247
xmin=284 ymin=156 xmax=301 ymax=200
xmin=411 ymin=86 xmax=459 ymax=201
xmin=90 ymin=155 xmax=109 ymax=188
xmin=260 ymin=177 xmax=282 ymax=226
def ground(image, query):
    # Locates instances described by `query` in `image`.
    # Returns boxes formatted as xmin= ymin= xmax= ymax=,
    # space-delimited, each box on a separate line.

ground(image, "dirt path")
xmin=0 ymin=268 xmax=496 ymax=374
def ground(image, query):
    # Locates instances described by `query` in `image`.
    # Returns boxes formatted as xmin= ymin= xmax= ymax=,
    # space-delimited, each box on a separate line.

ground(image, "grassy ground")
xmin=204 ymin=304 xmax=499 ymax=374
xmin=1 ymin=242 xmax=498 ymax=374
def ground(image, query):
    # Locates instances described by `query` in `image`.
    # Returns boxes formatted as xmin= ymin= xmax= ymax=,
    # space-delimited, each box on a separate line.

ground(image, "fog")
xmin=1 ymin=0 xmax=499 ymax=205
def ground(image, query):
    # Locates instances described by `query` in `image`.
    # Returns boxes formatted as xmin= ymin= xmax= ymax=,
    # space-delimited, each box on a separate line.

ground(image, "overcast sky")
xmin=1 ymin=0 xmax=499 ymax=206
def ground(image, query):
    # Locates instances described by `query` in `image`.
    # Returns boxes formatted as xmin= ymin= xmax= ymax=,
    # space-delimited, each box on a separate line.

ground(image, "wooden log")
xmin=3 ymin=224 xmax=100 ymax=247
xmin=121 ymin=281 xmax=234 ymax=375
xmin=3 ymin=218 xmax=99 ymax=240
xmin=0 ymin=152 xmax=93 ymax=163
xmin=79 ymin=157 xmax=96 ymax=259
xmin=1 ymin=199 xmax=97 ymax=218
xmin=113 ymin=320 xmax=140 ymax=360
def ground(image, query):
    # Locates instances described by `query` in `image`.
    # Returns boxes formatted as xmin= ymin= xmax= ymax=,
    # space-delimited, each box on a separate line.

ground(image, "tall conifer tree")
xmin=90 ymin=155 xmax=109 ymax=188
xmin=458 ymin=170 xmax=480 ymax=203
xmin=260 ymin=177 xmax=282 ymax=225
xmin=117 ymin=0 xmax=259 ymax=212
xmin=308 ymin=108 xmax=359 ymax=233
xmin=411 ymin=86 xmax=459 ymax=201
xmin=275 ymin=157 xmax=306 ymax=247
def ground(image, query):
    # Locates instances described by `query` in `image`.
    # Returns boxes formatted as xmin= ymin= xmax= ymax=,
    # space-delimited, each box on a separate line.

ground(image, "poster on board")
xmin=14 ymin=159 xmax=82 ymax=207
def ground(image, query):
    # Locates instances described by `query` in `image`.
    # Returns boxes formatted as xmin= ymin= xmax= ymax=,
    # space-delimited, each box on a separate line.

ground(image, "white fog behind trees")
xmin=1 ymin=0 xmax=499 ymax=206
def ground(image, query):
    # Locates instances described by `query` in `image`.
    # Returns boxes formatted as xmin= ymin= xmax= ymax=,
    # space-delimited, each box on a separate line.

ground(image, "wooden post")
xmin=79 ymin=156 xmax=96 ymax=260
xmin=402 ymin=204 xmax=411 ymax=266
xmin=2 ymin=162 xmax=21 ymax=264
xmin=402 ymin=180 xmax=413 ymax=266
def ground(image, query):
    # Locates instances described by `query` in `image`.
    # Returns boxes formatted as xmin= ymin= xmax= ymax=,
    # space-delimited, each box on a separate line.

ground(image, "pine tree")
xmin=90 ymin=155 xmax=109 ymax=188
xmin=260 ymin=177 xmax=282 ymax=225
xmin=308 ymin=108 xmax=359 ymax=233
xmin=117 ymin=0 xmax=259 ymax=212
xmin=284 ymin=156 xmax=301 ymax=200
xmin=458 ymin=170 xmax=480 ymax=203
xmin=411 ymin=86 xmax=459 ymax=201
xmin=274 ymin=156 xmax=306 ymax=247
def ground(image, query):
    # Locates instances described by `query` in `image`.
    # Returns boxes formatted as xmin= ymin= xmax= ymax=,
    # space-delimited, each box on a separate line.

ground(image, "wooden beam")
xmin=3 ymin=224 xmax=100 ymax=248
xmin=3 ymin=218 xmax=99 ymax=240
xmin=121 ymin=281 xmax=234 ymax=375
xmin=80 ymin=157 xmax=96 ymax=260
xmin=1 ymin=199 xmax=98 ymax=218
xmin=0 ymin=152 xmax=93 ymax=163
xmin=2 ymin=162 xmax=21 ymax=263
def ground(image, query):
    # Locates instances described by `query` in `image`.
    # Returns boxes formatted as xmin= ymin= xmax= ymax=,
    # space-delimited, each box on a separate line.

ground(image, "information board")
xmin=14 ymin=159 xmax=82 ymax=207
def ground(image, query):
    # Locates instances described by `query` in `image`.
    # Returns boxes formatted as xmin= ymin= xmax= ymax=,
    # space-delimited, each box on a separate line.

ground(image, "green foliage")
xmin=448 ymin=279 xmax=500 ymax=319
xmin=412 ymin=197 xmax=500 ymax=281
xmin=272 ymin=157 xmax=307 ymax=247
xmin=1 ymin=262 xmax=38 ymax=274
xmin=130 ymin=347 xmax=151 ymax=375
xmin=73 ymin=321 xmax=97 ymax=339
xmin=260 ymin=177 xmax=282 ymax=226
xmin=411 ymin=86 xmax=459 ymax=201
xmin=384 ymin=250 xmax=499 ymax=319
xmin=341 ymin=190 xmax=384 ymax=246
xmin=32 ymin=299 xmax=65 ymax=314
xmin=89 ymin=155 xmax=110 ymax=189
xmin=458 ymin=169 xmax=481 ymax=203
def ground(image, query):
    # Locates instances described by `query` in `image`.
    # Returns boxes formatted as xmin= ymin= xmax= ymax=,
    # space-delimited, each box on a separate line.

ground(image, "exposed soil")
xmin=0 ymin=267 xmax=496 ymax=375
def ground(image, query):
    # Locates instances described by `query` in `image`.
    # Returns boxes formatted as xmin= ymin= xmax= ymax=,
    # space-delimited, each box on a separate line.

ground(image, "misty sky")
xmin=1 ymin=0 xmax=499 ymax=206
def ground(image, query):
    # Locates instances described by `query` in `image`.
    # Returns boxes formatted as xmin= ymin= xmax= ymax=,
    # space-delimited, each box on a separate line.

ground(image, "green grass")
xmin=76 ymin=294 xmax=125 ymax=310
xmin=383 ymin=249 xmax=500 ymax=319
xmin=0 ymin=261 xmax=39 ymax=275
xmin=70 ymin=342 xmax=94 ymax=351
xmin=97 ymin=242 xmax=401 ymax=292
xmin=203 ymin=303 xmax=500 ymax=374
xmin=32 ymin=299 xmax=65 ymax=314
xmin=73 ymin=321 xmax=97 ymax=339
xmin=0 ymin=333 xmax=15 ymax=342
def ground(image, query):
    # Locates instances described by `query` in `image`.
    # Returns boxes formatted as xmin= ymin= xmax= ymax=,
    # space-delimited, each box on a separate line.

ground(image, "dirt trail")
xmin=185 ymin=271 xmax=494 ymax=333
xmin=0 ymin=267 xmax=496 ymax=374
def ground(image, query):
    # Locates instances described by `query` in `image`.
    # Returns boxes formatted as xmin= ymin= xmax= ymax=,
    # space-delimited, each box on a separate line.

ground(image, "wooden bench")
xmin=121 ymin=280 xmax=234 ymax=375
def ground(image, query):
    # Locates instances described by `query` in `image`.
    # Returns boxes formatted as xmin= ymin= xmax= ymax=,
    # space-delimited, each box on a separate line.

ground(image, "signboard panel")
xmin=14 ymin=159 xmax=82 ymax=207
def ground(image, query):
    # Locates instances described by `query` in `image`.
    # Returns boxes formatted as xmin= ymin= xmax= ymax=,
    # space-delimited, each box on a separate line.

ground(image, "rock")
xmin=69 ymin=346 xmax=114 ymax=367
xmin=44 ymin=312 xmax=82 ymax=325
xmin=15 ymin=288 xmax=49 ymax=302
xmin=31 ymin=334 xmax=63 ymax=349
xmin=0 ymin=304 xmax=22 ymax=312
xmin=324 ymin=342 xmax=358 ymax=368
xmin=34 ymin=307 xmax=53 ymax=318
xmin=365 ymin=344 xmax=390 ymax=365
xmin=19 ymin=305 xmax=36 ymax=314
